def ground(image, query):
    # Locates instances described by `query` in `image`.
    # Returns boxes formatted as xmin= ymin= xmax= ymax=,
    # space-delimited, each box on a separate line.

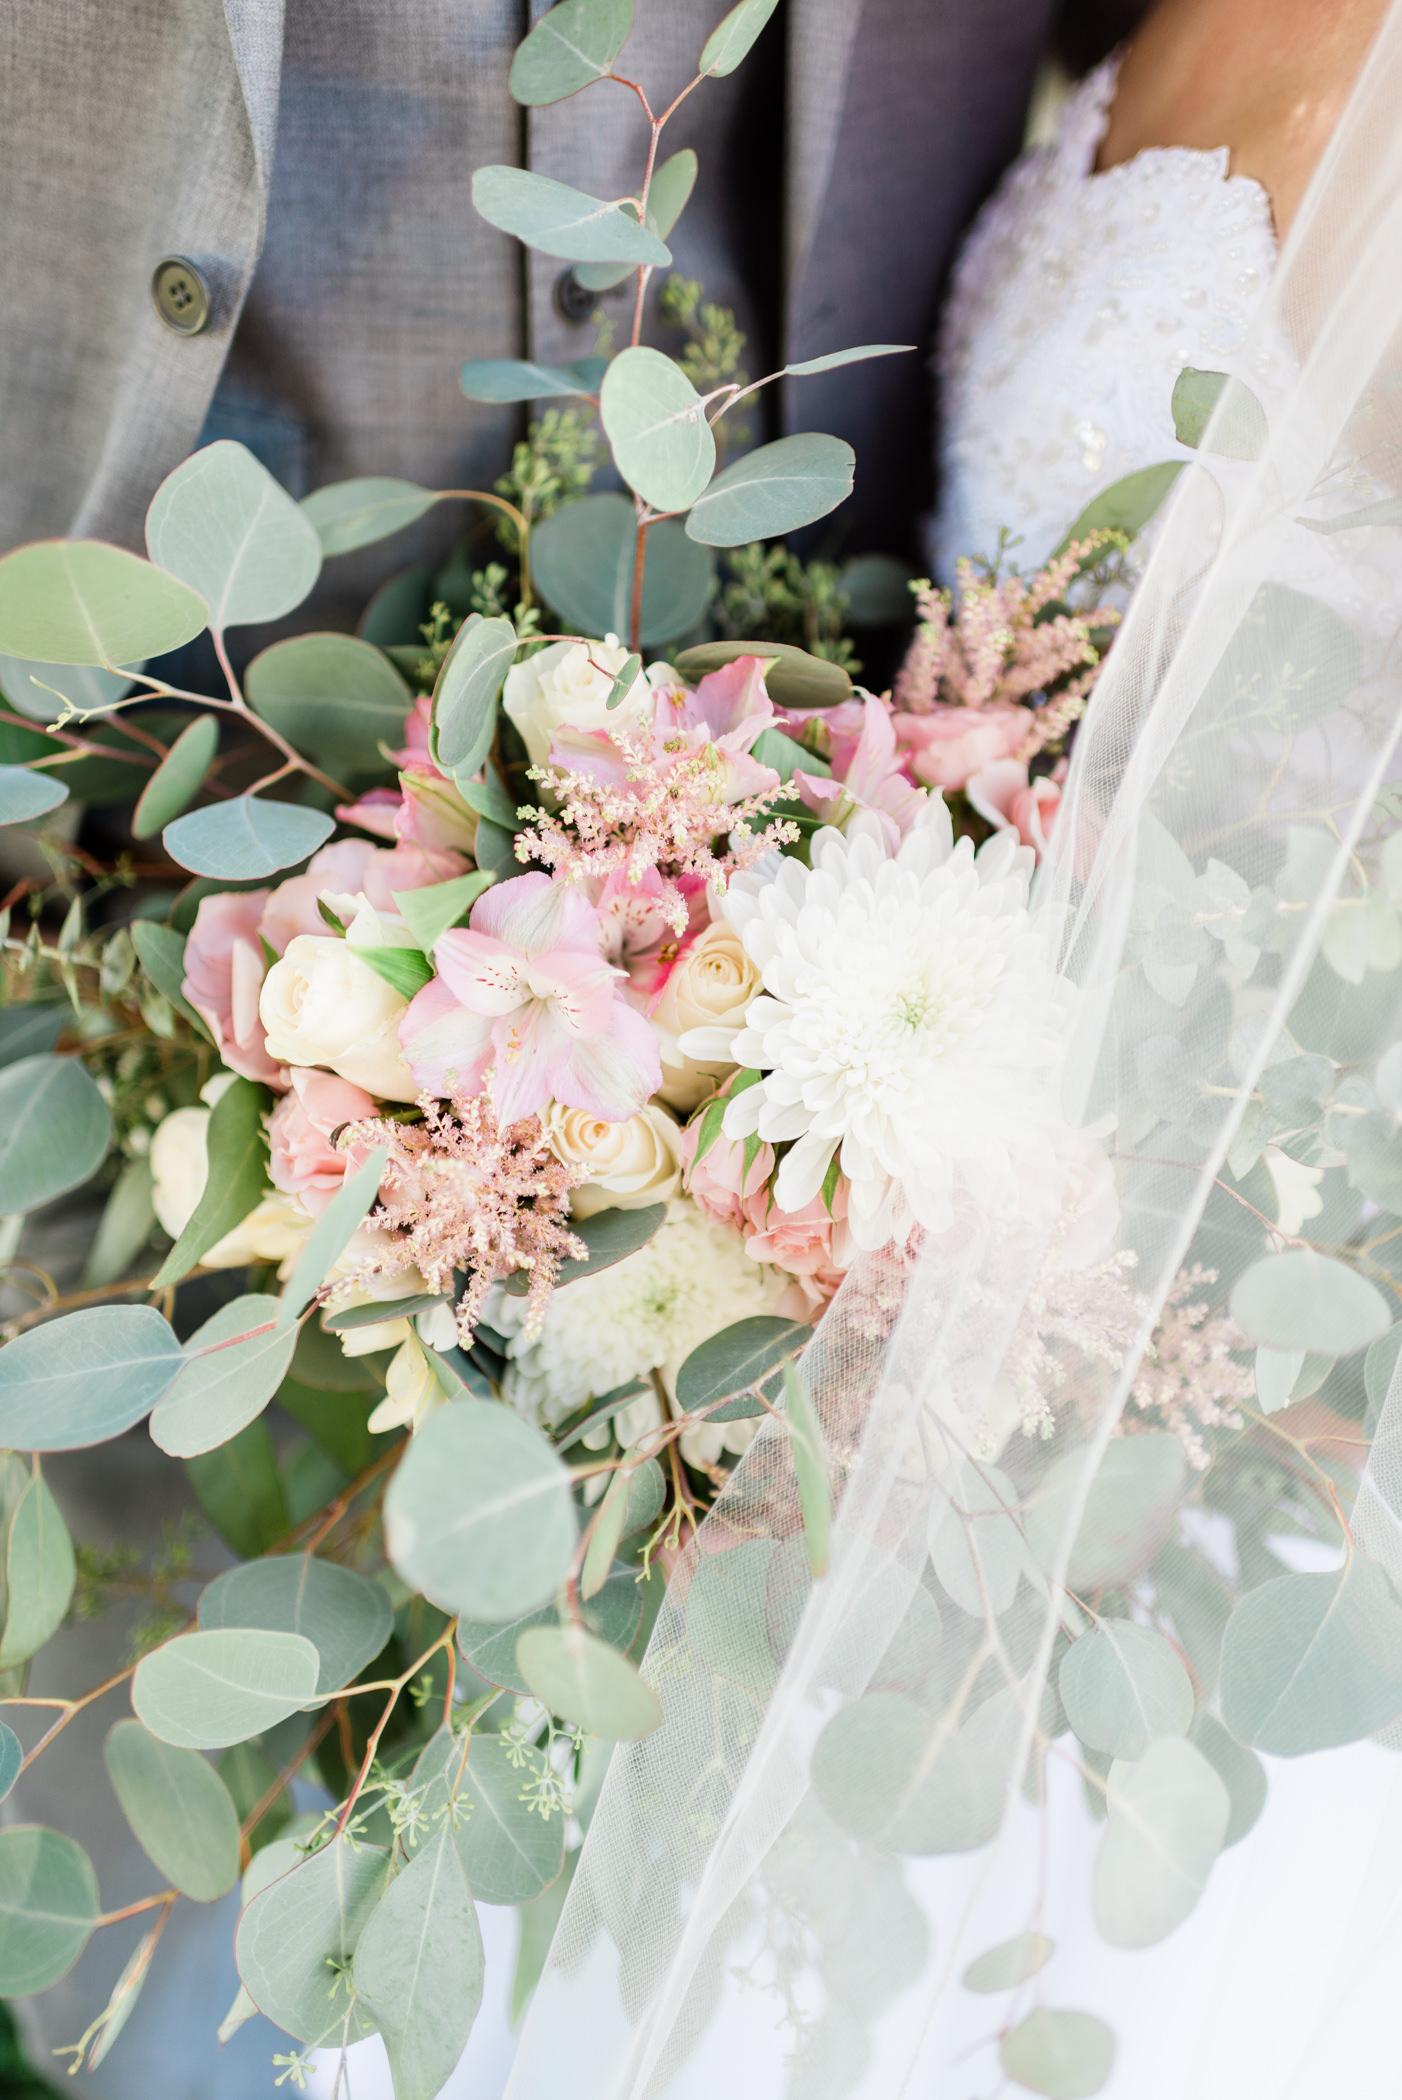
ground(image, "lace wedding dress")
xmin=507 ymin=17 xmax=1402 ymax=2100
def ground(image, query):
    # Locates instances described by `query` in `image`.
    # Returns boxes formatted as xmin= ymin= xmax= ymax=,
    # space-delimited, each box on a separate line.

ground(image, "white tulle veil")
xmin=506 ymin=9 xmax=1402 ymax=2095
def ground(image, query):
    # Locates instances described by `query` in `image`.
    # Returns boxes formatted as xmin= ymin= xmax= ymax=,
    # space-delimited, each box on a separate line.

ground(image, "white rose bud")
xmin=650 ymin=922 xmax=762 ymax=1112
xmin=259 ymin=935 xmax=417 ymax=1101
xmin=542 ymin=1101 xmax=682 ymax=1218
xmin=149 ymin=1105 xmax=310 ymax=1270
xmin=502 ymin=638 xmax=649 ymax=767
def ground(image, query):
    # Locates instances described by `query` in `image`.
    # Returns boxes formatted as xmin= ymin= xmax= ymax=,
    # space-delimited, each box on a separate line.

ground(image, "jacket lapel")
xmin=222 ymin=0 xmax=286 ymax=206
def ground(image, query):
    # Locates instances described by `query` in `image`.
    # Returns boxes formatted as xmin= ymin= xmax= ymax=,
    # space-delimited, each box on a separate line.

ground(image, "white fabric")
xmin=932 ymin=51 xmax=1281 ymax=578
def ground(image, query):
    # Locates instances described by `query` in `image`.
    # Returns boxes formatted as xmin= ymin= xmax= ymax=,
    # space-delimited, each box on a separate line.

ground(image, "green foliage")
xmin=1025 ymin=1435 xmax=1189 ymax=1592
xmin=0 ymin=1306 xmax=183 ymax=1450
xmin=431 ymin=615 xmax=518 ymax=774
xmin=0 ymin=1457 xmax=75 ymax=1667
xmin=471 ymin=168 xmax=670 ymax=267
xmin=152 ymin=1075 xmax=267 ymax=1287
xmin=673 ymin=1314 xmax=810 ymax=1413
xmin=185 ymin=1417 xmax=291 ymax=1559
xmin=1171 ymin=366 xmax=1269 ymax=459
xmin=0 ymin=1828 xmax=100 ymax=1995
xmin=198 ymin=1555 xmax=392 ymax=1699
xmin=353 ymin=1821 xmax=484 ymax=2100
xmin=515 ymin=1622 xmax=661 ymax=1740
xmin=103 ymin=1720 xmax=241 ymax=1901
xmin=963 ymin=1932 xmax=1055 ymax=1994
xmin=386 ymin=1402 xmax=578 ymax=1621
xmin=461 ymin=358 xmax=608 ymax=406
xmin=0 ymin=540 xmax=208 ymax=670
xmin=246 ymin=633 xmax=413 ymax=774
xmin=301 ymin=477 xmax=442 ymax=556
xmin=0 ymin=766 xmax=68 ymax=823
xmin=508 ymin=0 xmax=634 ymax=106
xmin=145 ymin=440 xmax=322 ymax=632
xmin=1230 ymin=1248 xmax=1391 ymax=1355
xmin=131 ymin=714 xmax=220 ymax=838
xmin=149 ymin=1294 xmax=297 ymax=1457
xmin=928 ymin=1460 xmax=1032 ymax=1617
xmin=699 ymin=0 xmax=779 ymax=75
xmin=1220 ymin=1558 xmax=1402 ymax=1752
xmin=600 ymin=348 xmax=716 ymax=513
xmin=493 ymin=407 xmax=603 ymax=554
xmin=657 ymin=275 xmax=751 ymax=438
xmin=412 ymin=1726 xmax=566 ymax=1905
xmin=502 ymin=1202 xmax=666 ymax=1296
xmin=675 ymin=637 xmax=853 ymax=710
xmin=530 ymin=493 xmax=715 ymax=645
xmin=0 ymin=1052 xmax=110 ymax=1214
xmin=1000 ymin=2008 xmax=1115 ymax=2099
xmin=163 ymin=793 xmax=336 ymax=881
xmin=278 ymin=1149 xmax=389 ymax=1324
xmin=686 ymin=433 xmax=856 ymax=547
xmin=1093 ymin=1736 xmax=1229 ymax=1947
xmin=1058 ymin=1621 xmax=1195 ymax=1760
xmin=235 ymin=1835 xmax=389 ymax=2046
xmin=813 ymin=1688 xmax=1020 ymax=1855
xmin=132 ymin=1627 xmax=321 ymax=1749
xmin=716 ymin=543 xmax=860 ymax=671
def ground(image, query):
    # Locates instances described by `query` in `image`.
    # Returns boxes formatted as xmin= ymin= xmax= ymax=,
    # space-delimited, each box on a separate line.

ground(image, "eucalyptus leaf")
xmin=928 ymin=1460 xmax=1031 ymax=1617
xmin=186 ymin=1418 xmax=290 ymax=1560
xmin=0 ymin=1827 xmax=99 ymax=1995
xmin=685 ymin=433 xmax=855 ymax=546
xmin=785 ymin=343 xmax=915 ymax=377
xmin=131 ymin=715 xmax=220 ymax=838
xmin=600 ymin=348 xmax=716 ymax=513
xmin=456 ymin=1566 xmax=641 ymax=1694
xmin=301 ymin=478 xmax=442 ymax=556
xmin=784 ymin=1359 xmax=831 ymax=1578
xmin=324 ymin=1290 xmax=445 ymax=1331
xmin=1299 ymin=494 xmax=1402 ymax=536
xmin=674 ymin=638 xmax=852 ymax=710
xmin=0 ymin=1052 xmax=110 ymax=1214
xmin=700 ymin=0 xmax=779 ymax=74
xmin=0 ymin=1465 xmax=75 ymax=1667
xmin=683 ymin=1538 xmax=779 ymax=1688
xmin=246 ymin=634 xmax=412 ymax=773
xmin=0 ymin=540 xmax=208 ymax=666
xmin=674 ymin=1315 xmax=810 ymax=1411
xmin=460 ymin=356 xmax=609 ymax=403
xmin=413 ymin=1726 xmax=565 ymax=1905
xmin=236 ymin=1835 xmax=388 ymax=2046
xmin=509 ymin=0 xmax=633 ymax=105
xmin=962 ymin=1933 xmax=1054 ymax=1994
xmin=1189 ymin=1712 xmax=1267 ymax=1847
xmin=0 ymin=1724 xmax=20 ymax=1804
xmin=813 ymin=1689 xmax=1020 ymax=1856
xmin=149 ymin=1295 xmax=297 ymax=1457
xmin=516 ymin=1622 xmax=661 ymax=1739
xmin=1220 ymin=1557 xmax=1402 ymax=1752
xmin=574 ymin=150 xmax=697 ymax=293
xmin=1059 ymin=1621 xmax=1194 ymax=1759
xmin=530 ymin=492 xmax=715 ymax=645
xmin=505 ymin=1202 xmax=666 ymax=1297
xmin=103 ymin=1720 xmax=240 ymax=1902
xmin=0 ymin=1305 xmax=183 ymax=1449
xmin=1000 ymin=2008 xmax=1115 ymax=2100
xmin=134 ymin=1628 xmax=322 ymax=1750
xmin=0 ymin=655 xmax=137 ymax=724
xmin=164 ymin=795 xmax=335 ymax=880
xmin=393 ymin=871 xmax=493 ymax=954
xmin=146 ymin=441 xmax=322 ymax=630
xmin=1170 ymin=367 xmax=1269 ymax=460
xmin=838 ymin=553 xmax=918 ymax=626
xmin=582 ymin=1467 xmax=631 ymax=1600
xmin=199 ymin=1555 xmax=392 ymax=1699
xmin=433 ymin=614 xmax=518 ymax=773
xmin=385 ymin=1400 xmax=577 ymax=1621
xmin=0 ymin=1004 xmax=67 ymax=1065
xmin=472 ymin=166 xmax=669 ymax=265
xmin=0 ymin=767 xmax=67 ymax=823
xmin=1025 ymin=1434 xmax=1188 ymax=1591
xmin=1231 ymin=1249 xmax=1390 ymax=1356
xmin=278 ymin=1147 xmax=388 ymax=1324
xmin=152 ymin=1075 xmax=269 ymax=1288
xmin=1093 ymin=1735 xmax=1229 ymax=1947
xmin=353 ymin=1824 xmax=484 ymax=2100
xmin=1054 ymin=461 xmax=1186 ymax=555
xmin=131 ymin=921 xmax=211 ymax=1037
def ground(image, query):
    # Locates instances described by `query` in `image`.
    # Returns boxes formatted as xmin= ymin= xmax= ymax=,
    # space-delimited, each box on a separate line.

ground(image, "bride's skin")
xmin=1096 ymin=0 xmax=1391 ymax=235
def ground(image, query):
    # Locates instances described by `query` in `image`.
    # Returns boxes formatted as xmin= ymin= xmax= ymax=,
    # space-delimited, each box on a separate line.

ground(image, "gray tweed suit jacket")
xmin=0 ymin=0 xmax=1122 ymax=583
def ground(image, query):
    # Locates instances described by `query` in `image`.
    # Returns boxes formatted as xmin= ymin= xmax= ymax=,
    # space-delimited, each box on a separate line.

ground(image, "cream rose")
xmin=259 ymin=936 xmax=417 ymax=1100
xmin=502 ymin=638 xmax=649 ymax=766
xmin=650 ymin=922 xmax=762 ymax=1112
xmin=149 ymin=1105 xmax=311 ymax=1270
xmin=543 ymin=1101 xmax=682 ymax=1218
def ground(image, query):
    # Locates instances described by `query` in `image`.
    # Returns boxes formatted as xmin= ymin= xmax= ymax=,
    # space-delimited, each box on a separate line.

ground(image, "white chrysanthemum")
xmin=491 ymin=1197 xmax=786 ymax=1430
xmin=682 ymin=806 xmax=1073 ymax=1250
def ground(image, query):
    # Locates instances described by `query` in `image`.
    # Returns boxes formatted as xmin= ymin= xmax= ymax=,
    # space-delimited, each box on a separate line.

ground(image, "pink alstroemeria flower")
xmin=793 ymin=694 xmax=927 ymax=852
xmin=399 ymin=872 xmax=662 ymax=1124
xmin=593 ymin=867 xmax=708 ymax=1004
xmin=551 ymin=655 xmax=782 ymax=806
xmin=338 ymin=696 xmax=478 ymax=853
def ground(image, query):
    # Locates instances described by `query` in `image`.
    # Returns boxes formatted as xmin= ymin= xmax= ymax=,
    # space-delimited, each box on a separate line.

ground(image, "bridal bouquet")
xmin=0 ymin=0 xmax=1285 ymax=2093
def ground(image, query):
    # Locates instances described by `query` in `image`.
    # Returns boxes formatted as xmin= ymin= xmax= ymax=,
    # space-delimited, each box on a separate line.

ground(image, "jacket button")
xmin=150 ymin=257 xmax=212 ymax=336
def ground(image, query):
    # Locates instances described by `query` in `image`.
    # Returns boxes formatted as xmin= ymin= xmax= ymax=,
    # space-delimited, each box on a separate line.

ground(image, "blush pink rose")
xmin=966 ymin=758 xmax=1064 ymax=858
xmin=259 ymin=839 xmax=468 ymax=952
xmin=181 ymin=890 xmax=284 ymax=1088
xmin=268 ymin=1067 xmax=378 ymax=1217
xmin=678 ymin=1122 xmax=775 ymax=1234
xmin=893 ymin=702 xmax=1027 ymax=793
xmin=741 ymin=1176 xmax=852 ymax=1315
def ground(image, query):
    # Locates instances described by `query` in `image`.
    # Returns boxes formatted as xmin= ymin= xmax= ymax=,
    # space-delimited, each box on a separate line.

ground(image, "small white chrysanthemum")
xmin=682 ymin=806 xmax=1073 ymax=1250
xmin=491 ymin=1197 xmax=787 ymax=1430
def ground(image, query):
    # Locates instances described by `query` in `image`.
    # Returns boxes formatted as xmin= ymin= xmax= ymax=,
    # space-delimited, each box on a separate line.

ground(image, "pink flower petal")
xmin=433 ymin=929 xmax=529 ymax=1016
xmin=523 ymin=947 xmax=619 ymax=1037
xmin=489 ymin=1000 xmax=573 ymax=1125
xmin=471 ymin=871 xmax=601 ymax=958
xmin=399 ymin=978 xmax=495 ymax=1096
xmin=556 ymin=1000 xmax=663 ymax=1122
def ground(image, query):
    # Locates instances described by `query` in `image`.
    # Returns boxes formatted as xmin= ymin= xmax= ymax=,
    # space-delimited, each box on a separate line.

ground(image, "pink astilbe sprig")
xmin=334 ymin=1086 xmax=587 ymax=1345
xmin=893 ymin=535 xmax=1122 ymax=761
xmin=1127 ymin=1265 xmax=1252 ymax=1470
xmin=521 ymin=722 xmax=801 ymax=935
